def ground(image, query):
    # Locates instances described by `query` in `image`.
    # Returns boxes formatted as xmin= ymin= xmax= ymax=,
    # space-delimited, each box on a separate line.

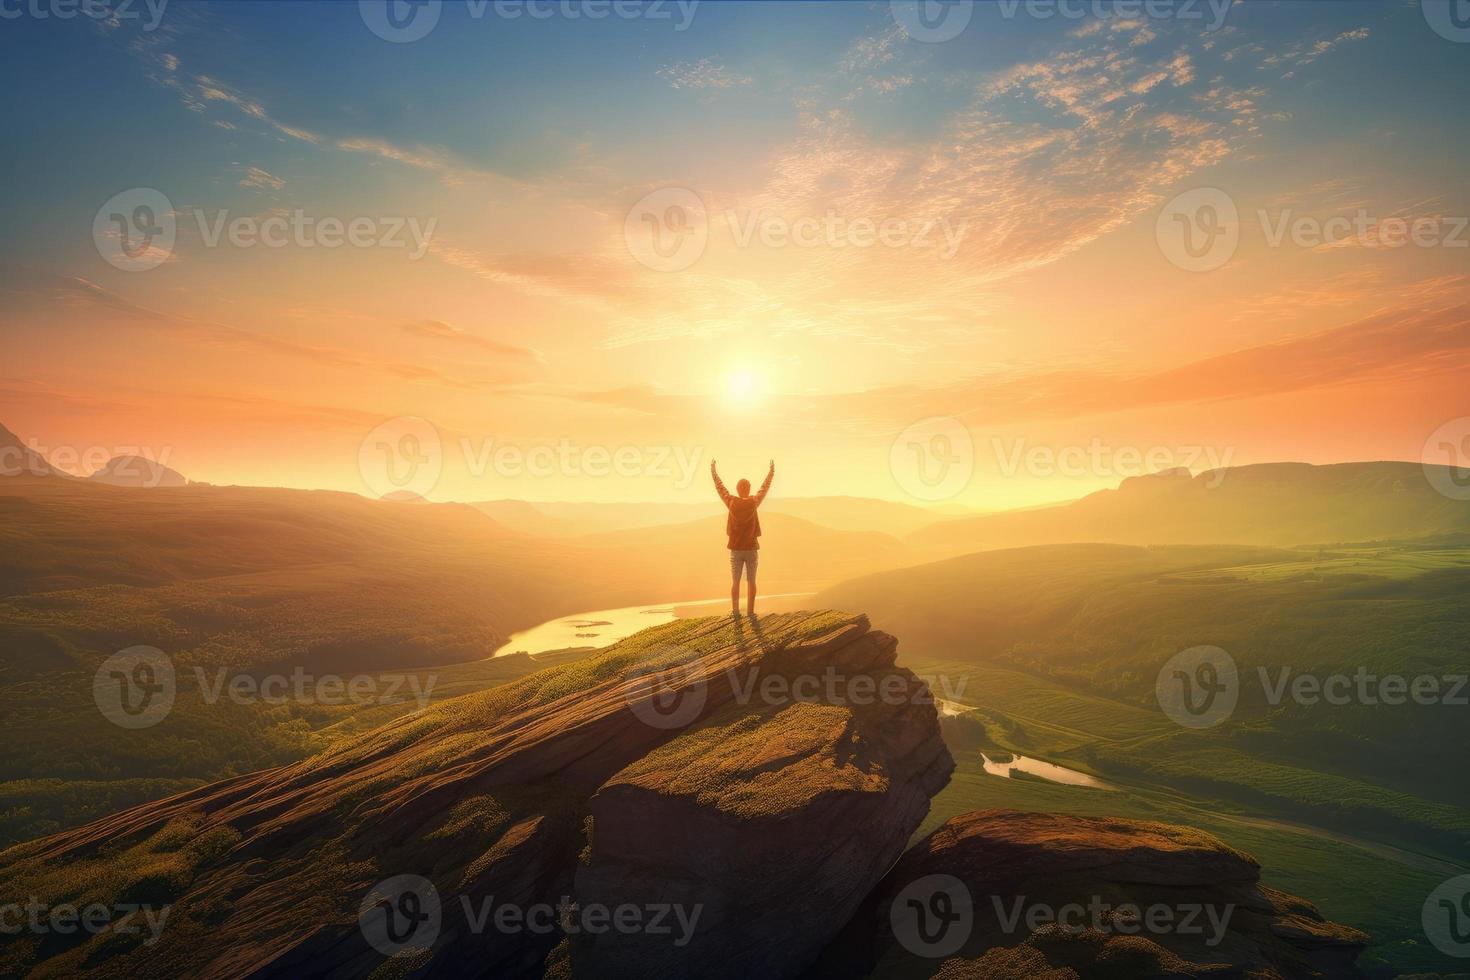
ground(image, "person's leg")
xmin=746 ymin=553 xmax=758 ymax=616
xmin=729 ymin=551 xmax=741 ymax=614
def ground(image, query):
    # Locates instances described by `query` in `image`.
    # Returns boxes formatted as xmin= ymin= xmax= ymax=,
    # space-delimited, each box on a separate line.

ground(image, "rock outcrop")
xmin=0 ymin=612 xmax=952 ymax=979
xmin=0 ymin=611 xmax=1370 ymax=980
xmin=575 ymin=625 xmax=952 ymax=978
xmin=815 ymin=808 xmax=1370 ymax=980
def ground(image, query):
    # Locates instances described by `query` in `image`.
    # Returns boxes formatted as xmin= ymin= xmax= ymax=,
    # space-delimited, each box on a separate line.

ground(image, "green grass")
xmin=822 ymin=540 xmax=1470 ymax=975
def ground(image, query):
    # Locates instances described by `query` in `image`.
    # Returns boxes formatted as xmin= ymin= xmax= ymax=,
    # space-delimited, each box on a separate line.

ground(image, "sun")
xmin=724 ymin=369 xmax=764 ymax=410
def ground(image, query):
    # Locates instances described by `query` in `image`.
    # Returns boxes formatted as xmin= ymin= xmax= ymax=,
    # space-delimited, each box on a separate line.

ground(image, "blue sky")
xmin=2 ymin=1 xmax=1468 ymax=504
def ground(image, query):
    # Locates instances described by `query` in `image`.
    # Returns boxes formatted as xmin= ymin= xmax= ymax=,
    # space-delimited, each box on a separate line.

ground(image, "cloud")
xmin=399 ymin=320 xmax=544 ymax=362
xmin=819 ymin=298 xmax=1470 ymax=432
xmin=11 ymin=275 xmax=532 ymax=390
xmin=239 ymin=166 xmax=285 ymax=191
xmin=657 ymin=58 xmax=753 ymax=90
xmin=590 ymin=22 xmax=1252 ymax=348
xmin=192 ymin=75 xmax=325 ymax=144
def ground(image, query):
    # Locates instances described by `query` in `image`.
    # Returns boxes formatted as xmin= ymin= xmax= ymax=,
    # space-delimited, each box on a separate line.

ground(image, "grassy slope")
xmin=0 ymin=479 xmax=598 ymax=845
xmin=817 ymin=541 xmax=1470 ymax=975
xmin=0 ymin=613 xmax=859 ymax=979
xmin=0 ymin=477 xmax=911 ymax=845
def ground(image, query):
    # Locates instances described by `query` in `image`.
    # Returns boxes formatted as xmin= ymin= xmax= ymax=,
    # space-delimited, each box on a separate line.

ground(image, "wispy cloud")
xmin=399 ymin=320 xmax=544 ymax=362
xmin=7 ymin=275 xmax=535 ymax=390
xmin=239 ymin=166 xmax=285 ymax=191
xmin=658 ymin=58 xmax=753 ymax=90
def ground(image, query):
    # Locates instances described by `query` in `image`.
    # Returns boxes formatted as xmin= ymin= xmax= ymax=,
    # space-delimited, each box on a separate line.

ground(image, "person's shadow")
xmin=731 ymin=614 xmax=771 ymax=654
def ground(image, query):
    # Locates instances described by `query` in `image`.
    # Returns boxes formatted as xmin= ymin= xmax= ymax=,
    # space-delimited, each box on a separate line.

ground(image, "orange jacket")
xmin=713 ymin=463 xmax=774 ymax=550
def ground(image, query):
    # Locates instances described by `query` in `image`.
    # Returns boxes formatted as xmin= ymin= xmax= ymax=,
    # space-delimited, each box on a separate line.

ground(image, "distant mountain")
xmin=88 ymin=454 xmax=187 ymax=488
xmin=910 ymin=461 xmax=1470 ymax=556
xmin=473 ymin=495 xmax=952 ymax=539
xmin=0 ymin=422 xmax=62 ymax=478
xmin=571 ymin=511 xmax=913 ymax=595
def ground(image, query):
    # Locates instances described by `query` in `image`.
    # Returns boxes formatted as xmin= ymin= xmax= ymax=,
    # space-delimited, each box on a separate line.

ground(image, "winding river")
xmin=491 ymin=595 xmax=813 ymax=658
xmin=490 ymin=604 xmax=1467 ymax=878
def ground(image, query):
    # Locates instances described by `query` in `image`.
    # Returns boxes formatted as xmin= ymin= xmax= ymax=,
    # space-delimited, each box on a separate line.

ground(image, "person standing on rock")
xmin=711 ymin=459 xmax=775 ymax=617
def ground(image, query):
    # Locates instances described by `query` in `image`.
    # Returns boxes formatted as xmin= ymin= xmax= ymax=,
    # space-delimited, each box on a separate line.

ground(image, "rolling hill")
xmin=910 ymin=462 xmax=1470 ymax=556
xmin=474 ymin=495 xmax=954 ymax=539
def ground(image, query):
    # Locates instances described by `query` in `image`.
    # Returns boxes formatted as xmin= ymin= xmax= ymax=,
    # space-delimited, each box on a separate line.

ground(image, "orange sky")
xmin=2 ymin=2 xmax=1468 ymax=508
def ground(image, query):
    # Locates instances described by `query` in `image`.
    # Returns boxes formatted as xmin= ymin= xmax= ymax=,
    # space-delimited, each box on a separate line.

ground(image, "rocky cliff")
xmin=0 ymin=612 xmax=952 ymax=979
xmin=0 ymin=613 xmax=1368 ymax=979
xmin=815 ymin=809 xmax=1369 ymax=980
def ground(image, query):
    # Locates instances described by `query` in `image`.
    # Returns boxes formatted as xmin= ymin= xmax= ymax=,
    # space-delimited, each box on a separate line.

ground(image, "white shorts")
xmin=729 ymin=549 xmax=758 ymax=584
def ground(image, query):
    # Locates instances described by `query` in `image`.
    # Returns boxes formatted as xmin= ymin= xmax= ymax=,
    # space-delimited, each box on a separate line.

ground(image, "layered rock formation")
xmin=0 ymin=611 xmax=1370 ymax=979
xmin=0 ymin=612 xmax=953 ymax=979
xmin=817 ymin=809 xmax=1370 ymax=980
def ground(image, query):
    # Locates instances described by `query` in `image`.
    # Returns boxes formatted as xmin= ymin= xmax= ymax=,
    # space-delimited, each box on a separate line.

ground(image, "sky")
xmin=1 ymin=0 xmax=1468 ymax=508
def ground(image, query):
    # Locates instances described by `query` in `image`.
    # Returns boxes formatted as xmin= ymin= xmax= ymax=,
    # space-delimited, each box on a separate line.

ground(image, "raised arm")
xmin=711 ymin=459 xmax=732 ymax=506
xmin=754 ymin=459 xmax=775 ymax=505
